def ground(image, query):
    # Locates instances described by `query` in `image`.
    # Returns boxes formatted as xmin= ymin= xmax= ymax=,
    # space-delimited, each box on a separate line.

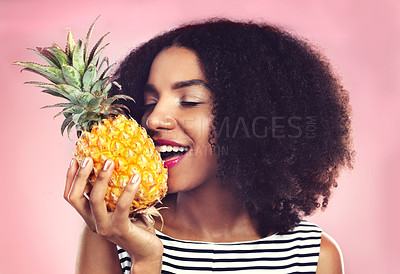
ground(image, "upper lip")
xmin=153 ymin=139 xmax=188 ymax=147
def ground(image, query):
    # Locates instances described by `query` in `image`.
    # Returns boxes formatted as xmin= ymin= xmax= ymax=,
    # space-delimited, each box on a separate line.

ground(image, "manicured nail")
xmin=68 ymin=159 xmax=75 ymax=168
xmin=81 ymin=157 xmax=89 ymax=168
xmin=130 ymin=174 xmax=141 ymax=184
xmin=103 ymin=159 xmax=112 ymax=171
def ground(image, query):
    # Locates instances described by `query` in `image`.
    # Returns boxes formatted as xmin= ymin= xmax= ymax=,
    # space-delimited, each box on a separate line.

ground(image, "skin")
xmin=65 ymin=46 xmax=344 ymax=273
xmin=142 ymin=46 xmax=259 ymax=242
xmin=142 ymin=46 xmax=220 ymax=196
xmin=65 ymin=158 xmax=163 ymax=273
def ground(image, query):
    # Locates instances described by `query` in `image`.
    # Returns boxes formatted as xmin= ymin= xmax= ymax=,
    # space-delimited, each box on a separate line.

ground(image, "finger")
xmin=64 ymin=158 xmax=78 ymax=201
xmin=89 ymin=159 xmax=114 ymax=228
xmin=68 ymin=157 xmax=93 ymax=217
xmin=113 ymin=174 xmax=141 ymax=221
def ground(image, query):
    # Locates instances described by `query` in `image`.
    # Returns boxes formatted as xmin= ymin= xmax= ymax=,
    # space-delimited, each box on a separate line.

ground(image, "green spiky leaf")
xmin=90 ymin=78 xmax=108 ymax=95
xmin=47 ymin=43 xmax=70 ymax=67
xmin=87 ymin=97 xmax=103 ymax=109
xmin=78 ymin=92 xmax=96 ymax=106
xmin=72 ymin=112 xmax=84 ymax=124
xmin=24 ymin=81 xmax=50 ymax=85
xmin=90 ymin=43 xmax=109 ymax=67
xmin=57 ymin=106 xmax=85 ymax=119
xmin=37 ymin=83 xmax=75 ymax=102
xmin=13 ymin=62 xmax=64 ymax=84
xmin=61 ymin=115 xmax=73 ymax=136
xmin=110 ymin=104 xmax=130 ymax=114
xmin=97 ymin=56 xmax=109 ymax=77
xmin=87 ymin=32 xmax=109 ymax=65
xmin=100 ymin=63 xmax=115 ymax=80
xmin=82 ymin=111 xmax=101 ymax=121
xmin=62 ymin=65 xmax=82 ymax=89
xmin=28 ymin=48 xmax=60 ymax=68
xmin=103 ymin=82 xmax=112 ymax=94
xmin=102 ymin=94 xmax=134 ymax=109
xmin=72 ymin=40 xmax=85 ymax=74
xmin=40 ymin=90 xmax=68 ymax=100
xmin=84 ymin=16 xmax=100 ymax=65
xmin=41 ymin=102 xmax=74 ymax=109
xmin=13 ymin=17 xmax=136 ymax=138
xmin=66 ymin=118 xmax=76 ymax=138
xmin=77 ymin=111 xmax=101 ymax=128
xmin=57 ymin=84 xmax=84 ymax=99
xmin=54 ymin=108 xmax=68 ymax=119
xmin=66 ymin=29 xmax=75 ymax=59
xmin=82 ymin=64 xmax=97 ymax=91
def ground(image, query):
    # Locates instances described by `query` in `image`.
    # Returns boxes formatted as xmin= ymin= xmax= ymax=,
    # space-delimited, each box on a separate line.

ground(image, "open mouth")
xmin=156 ymin=145 xmax=190 ymax=161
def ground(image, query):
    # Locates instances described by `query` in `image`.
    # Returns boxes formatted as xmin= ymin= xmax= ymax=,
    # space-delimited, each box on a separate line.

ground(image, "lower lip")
xmin=163 ymin=152 xmax=188 ymax=169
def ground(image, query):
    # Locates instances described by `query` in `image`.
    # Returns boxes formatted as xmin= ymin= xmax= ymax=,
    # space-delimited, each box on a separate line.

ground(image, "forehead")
xmin=147 ymin=46 xmax=206 ymax=84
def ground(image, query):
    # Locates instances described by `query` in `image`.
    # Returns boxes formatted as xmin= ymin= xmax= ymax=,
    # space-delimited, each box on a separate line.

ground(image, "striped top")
xmin=117 ymin=220 xmax=322 ymax=273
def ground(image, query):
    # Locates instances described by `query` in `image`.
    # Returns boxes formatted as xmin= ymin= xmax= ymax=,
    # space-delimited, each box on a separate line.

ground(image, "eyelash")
xmin=180 ymin=101 xmax=202 ymax=107
xmin=142 ymin=103 xmax=156 ymax=110
xmin=142 ymin=101 xmax=202 ymax=110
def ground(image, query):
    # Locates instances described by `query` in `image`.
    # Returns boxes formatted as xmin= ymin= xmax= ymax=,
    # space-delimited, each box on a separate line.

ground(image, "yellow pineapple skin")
xmin=74 ymin=115 xmax=168 ymax=214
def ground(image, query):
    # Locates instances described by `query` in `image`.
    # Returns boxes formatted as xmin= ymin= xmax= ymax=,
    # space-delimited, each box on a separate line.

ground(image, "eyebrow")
xmin=144 ymin=79 xmax=209 ymax=93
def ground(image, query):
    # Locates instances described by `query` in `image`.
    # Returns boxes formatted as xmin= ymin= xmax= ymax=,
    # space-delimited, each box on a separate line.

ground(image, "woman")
xmin=65 ymin=19 xmax=353 ymax=273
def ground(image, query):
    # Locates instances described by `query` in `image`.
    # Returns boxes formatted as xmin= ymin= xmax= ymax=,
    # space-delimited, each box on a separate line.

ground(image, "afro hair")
xmin=111 ymin=18 xmax=354 ymax=236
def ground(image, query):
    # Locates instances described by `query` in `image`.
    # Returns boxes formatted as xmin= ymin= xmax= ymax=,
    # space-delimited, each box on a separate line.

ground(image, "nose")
xmin=143 ymin=105 xmax=177 ymax=133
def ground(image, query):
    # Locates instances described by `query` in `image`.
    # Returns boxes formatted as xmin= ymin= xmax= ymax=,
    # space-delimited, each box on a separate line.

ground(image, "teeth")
xmin=156 ymin=145 xmax=189 ymax=153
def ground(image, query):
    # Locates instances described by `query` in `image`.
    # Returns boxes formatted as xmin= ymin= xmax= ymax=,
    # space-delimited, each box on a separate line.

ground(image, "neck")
xmin=161 ymin=180 xmax=260 ymax=242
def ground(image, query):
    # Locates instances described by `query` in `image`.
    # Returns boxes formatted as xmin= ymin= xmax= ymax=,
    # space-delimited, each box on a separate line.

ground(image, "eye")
xmin=180 ymin=101 xmax=203 ymax=107
xmin=142 ymin=103 xmax=156 ymax=111
xmin=143 ymin=92 xmax=158 ymax=110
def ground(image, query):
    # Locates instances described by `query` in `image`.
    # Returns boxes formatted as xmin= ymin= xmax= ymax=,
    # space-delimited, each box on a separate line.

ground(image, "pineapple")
xmin=13 ymin=19 xmax=168 ymax=216
xmin=75 ymin=115 xmax=168 ymax=213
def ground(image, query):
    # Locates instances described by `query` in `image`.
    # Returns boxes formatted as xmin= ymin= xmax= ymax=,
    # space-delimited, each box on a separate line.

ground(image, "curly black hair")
xmin=111 ymin=18 xmax=354 ymax=237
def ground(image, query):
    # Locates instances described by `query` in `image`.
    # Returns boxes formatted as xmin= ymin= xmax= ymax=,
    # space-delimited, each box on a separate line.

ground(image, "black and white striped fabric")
xmin=117 ymin=220 xmax=322 ymax=273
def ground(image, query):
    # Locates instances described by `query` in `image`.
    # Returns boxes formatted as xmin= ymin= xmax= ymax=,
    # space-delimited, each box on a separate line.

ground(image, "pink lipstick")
xmin=154 ymin=139 xmax=190 ymax=169
xmin=163 ymin=153 xmax=187 ymax=169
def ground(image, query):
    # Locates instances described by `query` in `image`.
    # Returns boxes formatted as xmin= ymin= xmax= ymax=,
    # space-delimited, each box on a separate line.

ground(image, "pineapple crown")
xmin=13 ymin=17 xmax=133 ymax=136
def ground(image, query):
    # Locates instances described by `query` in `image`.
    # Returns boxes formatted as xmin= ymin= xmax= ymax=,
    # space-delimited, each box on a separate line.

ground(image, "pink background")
xmin=1 ymin=0 xmax=399 ymax=273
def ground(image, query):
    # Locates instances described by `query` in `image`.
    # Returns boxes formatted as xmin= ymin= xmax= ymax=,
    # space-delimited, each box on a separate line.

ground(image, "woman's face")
xmin=141 ymin=46 xmax=219 ymax=193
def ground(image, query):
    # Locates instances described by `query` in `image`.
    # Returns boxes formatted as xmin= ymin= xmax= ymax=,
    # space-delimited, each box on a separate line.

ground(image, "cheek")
xmin=188 ymin=135 xmax=219 ymax=182
xmin=183 ymin=113 xmax=214 ymax=140
xmin=189 ymin=114 xmax=217 ymax=161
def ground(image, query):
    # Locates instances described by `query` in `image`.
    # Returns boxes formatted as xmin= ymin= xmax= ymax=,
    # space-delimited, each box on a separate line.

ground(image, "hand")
xmin=64 ymin=157 xmax=164 ymax=265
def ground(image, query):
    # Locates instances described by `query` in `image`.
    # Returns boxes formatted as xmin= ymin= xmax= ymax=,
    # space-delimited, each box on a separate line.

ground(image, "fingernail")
xmin=68 ymin=159 xmax=75 ymax=168
xmin=81 ymin=157 xmax=89 ymax=168
xmin=103 ymin=159 xmax=112 ymax=171
xmin=130 ymin=174 xmax=141 ymax=184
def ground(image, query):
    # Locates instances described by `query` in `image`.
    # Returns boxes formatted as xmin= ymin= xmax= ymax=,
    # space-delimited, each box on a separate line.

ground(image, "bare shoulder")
xmin=316 ymin=232 xmax=345 ymax=274
xmin=75 ymin=224 xmax=122 ymax=274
